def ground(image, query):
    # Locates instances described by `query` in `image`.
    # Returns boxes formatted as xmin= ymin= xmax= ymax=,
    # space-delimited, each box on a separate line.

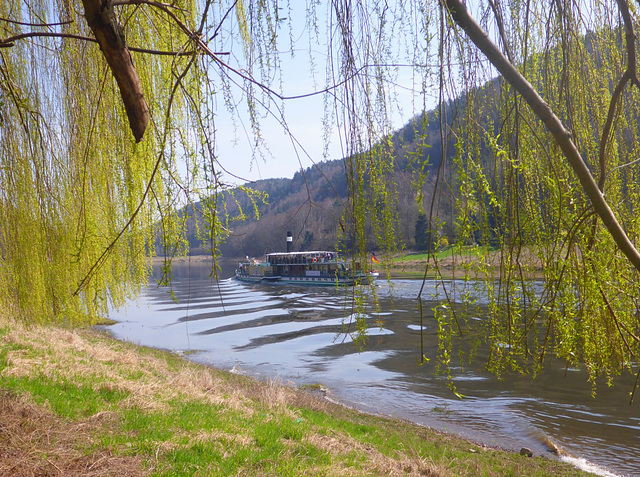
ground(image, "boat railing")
xmin=266 ymin=252 xmax=339 ymax=265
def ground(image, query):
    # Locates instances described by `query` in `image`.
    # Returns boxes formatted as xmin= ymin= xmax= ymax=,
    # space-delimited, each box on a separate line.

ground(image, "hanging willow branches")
xmin=2 ymin=0 xmax=640 ymax=392
xmin=0 ymin=0 xmax=292 ymax=323
xmin=429 ymin=0 xmax=640 ymax=393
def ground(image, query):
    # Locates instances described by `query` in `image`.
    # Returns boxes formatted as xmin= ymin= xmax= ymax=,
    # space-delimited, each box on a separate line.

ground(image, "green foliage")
xmin=2 ymin=0 xmax=640 ymax=392
xmin=0 ymin=1 xmax=277 ymax=324
xmin=432 ymin=15 xmax=640 ymax=388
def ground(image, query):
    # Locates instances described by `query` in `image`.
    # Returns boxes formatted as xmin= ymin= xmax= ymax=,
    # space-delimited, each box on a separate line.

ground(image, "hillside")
xmin=178 ymin=104 xmax=458 ymax=259
xmin=175 ymin=27 xmax=631 ymax=260
xmin=174 ymin=75 xmax=509 ymax=259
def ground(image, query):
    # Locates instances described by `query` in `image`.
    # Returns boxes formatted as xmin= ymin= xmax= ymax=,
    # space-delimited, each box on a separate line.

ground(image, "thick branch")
xmin=442 ymin=0 xmax=640 ymax=273
xmin=0 ymin=30 xmax=205 ymax=55
xmin=81 ymin=0 xmax=149 ymax=142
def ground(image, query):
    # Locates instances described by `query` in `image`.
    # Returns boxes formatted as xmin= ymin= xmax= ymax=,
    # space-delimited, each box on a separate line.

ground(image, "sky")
xmin=214 ymin=52 xmax=344 ymax=183
xmin=209 ymin=1 xmax=442 ymax=184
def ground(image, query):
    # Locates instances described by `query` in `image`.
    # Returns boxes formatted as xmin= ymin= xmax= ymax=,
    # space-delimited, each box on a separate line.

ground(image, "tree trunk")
xmin=81 ymin=0 xmax=149 ymax=142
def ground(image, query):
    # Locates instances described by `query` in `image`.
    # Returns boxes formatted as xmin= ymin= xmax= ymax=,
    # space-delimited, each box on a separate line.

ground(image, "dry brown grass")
xmin=0 ymin=390 xmax=144 ymax=477
xmin=0 ymin=317 xmax=443 ymax=476
xmin=0 ymin=314 xmax=591 ymax=476
xmin=1 ymin=318 xmax=255 ymax=416
xmin=304 ymin=432 xmax=445 ymax=476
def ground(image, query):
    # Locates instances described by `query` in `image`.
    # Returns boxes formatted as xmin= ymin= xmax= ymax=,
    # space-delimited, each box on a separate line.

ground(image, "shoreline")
xmin=0 ymin=314 xmax=594 ymax=476
xmin=192 ymin=353 xmax=616 ymax=477
xmin=147 ymin=252 xmax=546 ymax=280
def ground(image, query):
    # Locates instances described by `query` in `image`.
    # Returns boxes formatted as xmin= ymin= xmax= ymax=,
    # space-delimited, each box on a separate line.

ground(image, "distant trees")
xmin=414 ymin=214 xmax=430 ymax=251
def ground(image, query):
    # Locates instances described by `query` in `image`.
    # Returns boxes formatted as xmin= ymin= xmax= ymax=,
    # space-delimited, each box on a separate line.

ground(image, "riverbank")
xmin=150 ymin=246 xmax=545 ymax=280
xmin=0 ymin=315 xmax=592 ymax=476
xmin=387 ymin=247 xmax=546 ymax=279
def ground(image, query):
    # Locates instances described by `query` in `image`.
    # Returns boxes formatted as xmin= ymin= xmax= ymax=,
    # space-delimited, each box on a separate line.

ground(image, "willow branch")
xmin=598 ymin=0 xmax=639 ymax=191
xmin=442 ymin=0 xmax=640 ymax=273
xmin=0 ymin=31 xmax=95 ymax=48
xmin=81 ymin=0 xmax=149 ymax=142
xmin=0 ymin=17 xmax=73 ymax=27
xmin=209 ymin=0 xmax=237 ymax=40
xmin=0 ymin=30 xmax=208 ymax=55
xmin=599 ymin=75 xmax=629 ymax=190
xmin=73 ymin=147 xmax=164 ymax=296
xmin=112 ymin=0 xmax=187 ymax=11
xmin=74 ymin=53 xmax=197 ymax=296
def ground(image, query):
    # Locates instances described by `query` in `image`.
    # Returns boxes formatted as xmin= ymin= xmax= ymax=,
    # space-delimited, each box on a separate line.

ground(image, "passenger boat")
xmin=235 ymin=250 xmax=370 ymax=286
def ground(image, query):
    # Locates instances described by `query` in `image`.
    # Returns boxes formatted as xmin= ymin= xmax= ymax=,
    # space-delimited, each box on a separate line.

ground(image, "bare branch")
xmin=0 ymin=16 xmax=73 ymax=27
xmin=0 ymin=30 xmax=225 ymax=56
xmin=209 ymin=0 xmax=237 ymax=40
xmin=112 ymin=0 xmax=187 ymax=11
xmin=0 ymin=31 xmax=94 ymax=48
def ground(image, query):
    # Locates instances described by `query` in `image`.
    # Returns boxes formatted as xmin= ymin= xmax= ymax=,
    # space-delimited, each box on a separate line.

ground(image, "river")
xmin=106 ymin=260 xmax=640 ymax=476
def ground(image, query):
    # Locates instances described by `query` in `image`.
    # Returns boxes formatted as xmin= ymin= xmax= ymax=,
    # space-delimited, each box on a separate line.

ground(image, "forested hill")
xmin=177 ymin=72 xmax=507 ymax=259
xmin=195 ymin=28 xmax=615 ymax=259
xmin=183 ymin=100 xmax=458 ymax=259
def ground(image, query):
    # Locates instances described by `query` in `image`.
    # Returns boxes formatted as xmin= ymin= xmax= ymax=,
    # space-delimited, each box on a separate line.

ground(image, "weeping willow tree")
xmin=427 ymin=0 xmax=640 ymax=396
xmin=3 ymin=0 xmax=640 ymax=393
xmin=0 ymin=0 xmax=408 ymax=329
xmin=0 ymin=0 xmax=296 ymax=323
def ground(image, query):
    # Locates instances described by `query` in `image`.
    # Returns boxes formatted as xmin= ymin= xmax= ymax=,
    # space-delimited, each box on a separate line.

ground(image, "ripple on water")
xmin=106 ymin=268 xmax=640 ymax=476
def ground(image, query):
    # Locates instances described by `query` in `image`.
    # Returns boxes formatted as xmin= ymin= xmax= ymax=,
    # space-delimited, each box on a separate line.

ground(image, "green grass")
xmin=395 ymin=245 xmax=492 ymax=262
xmin=0 ymin=316 xmax=595 ymax=476
xmin=2 ymin=374 xmax=130 ymax=418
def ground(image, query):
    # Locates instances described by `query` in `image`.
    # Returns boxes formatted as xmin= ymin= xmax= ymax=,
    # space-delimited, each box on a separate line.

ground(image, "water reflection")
xmin=107 ymin=261 xmax=638 ymax=476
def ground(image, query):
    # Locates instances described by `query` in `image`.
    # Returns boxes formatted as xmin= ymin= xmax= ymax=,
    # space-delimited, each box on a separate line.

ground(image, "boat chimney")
xmin=286 ymin=231 xmax=293 ymax=253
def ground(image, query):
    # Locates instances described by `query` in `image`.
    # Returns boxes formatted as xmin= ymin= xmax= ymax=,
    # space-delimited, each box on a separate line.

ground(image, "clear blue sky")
xmin=211 ymin=1 xmax=441 ymax=184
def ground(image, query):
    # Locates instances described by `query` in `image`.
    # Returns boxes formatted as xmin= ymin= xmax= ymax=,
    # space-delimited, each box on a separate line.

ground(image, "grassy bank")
xmin=0 ymin=315 xmax=591 ymax=476
xmin=384 ymin=247 xmax=483 ymax=279
xmin=387 ymin=246 xmax=546 ymax=279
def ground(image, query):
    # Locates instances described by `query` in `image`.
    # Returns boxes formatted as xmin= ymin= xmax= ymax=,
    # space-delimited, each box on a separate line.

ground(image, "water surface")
xmin=107 ymin=261 xmax=639 ymax=476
